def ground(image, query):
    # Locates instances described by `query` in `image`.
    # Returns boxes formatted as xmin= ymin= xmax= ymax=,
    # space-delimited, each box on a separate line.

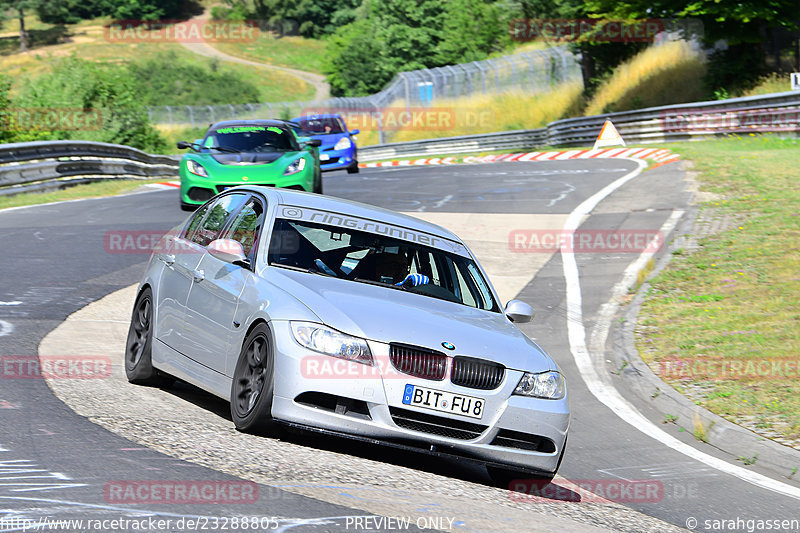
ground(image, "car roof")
xmin=291 ymin=114 xmax=342 ymax=120
xmin=245 ymin=187 xmax=462 ymax=242
xmin=206 ymin=119 xmax=290 ymax=131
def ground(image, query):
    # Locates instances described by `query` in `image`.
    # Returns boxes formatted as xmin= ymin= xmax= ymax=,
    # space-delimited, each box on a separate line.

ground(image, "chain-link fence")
xmin=148 ymin=46 xmax=582 ymax=142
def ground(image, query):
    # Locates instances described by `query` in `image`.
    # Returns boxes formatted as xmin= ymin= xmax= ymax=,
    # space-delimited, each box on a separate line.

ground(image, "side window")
xmin=222 ymin=197 xmax=264 ymax=258
xmin=183 ymin=202 xmax=212 ymax=241
xmin=454 ymin=264 xmax=478 ymax=308
xmin=467 ymin=263 xmax=494 ymax=310
xmin=188 ymin=194 xmax=247 ymax=247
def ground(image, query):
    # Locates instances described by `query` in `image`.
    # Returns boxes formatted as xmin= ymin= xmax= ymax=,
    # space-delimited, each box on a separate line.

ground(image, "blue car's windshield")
xmin=203 ymin=125 xmax=297 ymax=152
xmin=268 ymin=218 xmax=499 ymax=312
xmin=295 ymin=117 xmax=346 ymax=135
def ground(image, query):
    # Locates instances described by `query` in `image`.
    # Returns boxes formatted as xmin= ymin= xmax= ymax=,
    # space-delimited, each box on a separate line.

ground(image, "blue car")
xmin=291 ymin=114 xmax=360 ymax=173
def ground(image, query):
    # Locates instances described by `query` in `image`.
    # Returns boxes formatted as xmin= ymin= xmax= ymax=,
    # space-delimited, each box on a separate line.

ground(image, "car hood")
xmin=307 ymin=133 xmax=346 ymax=149
xmin=211 ymin=152 xmax=289 ymax=165
xmin=268 ymin=268 xmax=555 ymax=372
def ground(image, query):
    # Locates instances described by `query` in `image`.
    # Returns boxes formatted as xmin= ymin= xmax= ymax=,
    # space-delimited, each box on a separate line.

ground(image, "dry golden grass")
xmin=586 ymin=40 xmax=707 ymax=115
xmin=351 ymin=83 xmax=583 ymax=146
xmin=743 ymin=73 xmax=794 ymax=96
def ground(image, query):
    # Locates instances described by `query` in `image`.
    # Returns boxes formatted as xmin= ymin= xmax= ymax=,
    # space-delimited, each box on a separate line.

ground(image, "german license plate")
xmin=402 ymin=384 xmax=485 ymax=420
xmin=320 ymin=154 xmax=330 ymax=161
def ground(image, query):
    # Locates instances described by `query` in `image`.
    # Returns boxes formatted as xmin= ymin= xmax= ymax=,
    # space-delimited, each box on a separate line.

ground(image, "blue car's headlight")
xmin=513 ymin=371 xmax=566 ymax=399
xmin=186 ymin=159 xmax=209 ymax=177
xmin=284 ymin=157 xmax=307 ymax=176
xmin=333 ymin=137 xmax=351 ymax=151
xmin=290 ymin=321 xmax=372 ymax=364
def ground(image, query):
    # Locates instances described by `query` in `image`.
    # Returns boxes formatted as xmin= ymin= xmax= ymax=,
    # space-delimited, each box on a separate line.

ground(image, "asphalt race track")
xmin=1 ymin=159 xmax=799 ymax=532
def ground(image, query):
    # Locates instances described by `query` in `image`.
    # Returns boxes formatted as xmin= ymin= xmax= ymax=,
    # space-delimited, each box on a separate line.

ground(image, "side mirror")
xmin=505 ymin=300 xmax=534 ymax=323
xmin=208 ymin=239 xmax=249 ymax=267
xmin=350 ymin=129 xmax=360 ymax=135
xmin=305 ymin=139 xmax=322 ymax=147
xmin=176 ymin=141 xmax=191 ymax=149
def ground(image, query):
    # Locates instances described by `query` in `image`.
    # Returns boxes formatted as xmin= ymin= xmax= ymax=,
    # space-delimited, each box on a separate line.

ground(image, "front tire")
xmin=231 ymin=323 xmax=275 ymax=433
xmin=347 ymin=162 xmax=360 ymax=174
xmin=125 ymin=287 xmax=173 ymax=387
xmin=180 ymin=201 xmax=197 ymax=212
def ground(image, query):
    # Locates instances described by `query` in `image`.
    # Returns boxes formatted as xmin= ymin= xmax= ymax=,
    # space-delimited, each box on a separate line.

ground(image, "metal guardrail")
xmin=359 ymin=90 xmax=800 ymax=161
xmin=1 ymin=91 xmax=798 ymax=195
xmin=0 ymin=141 xmax=179 ymax=196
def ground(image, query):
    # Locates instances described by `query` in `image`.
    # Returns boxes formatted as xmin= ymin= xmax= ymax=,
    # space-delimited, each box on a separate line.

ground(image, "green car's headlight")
xmin=334 ymin=137 xmax=351 ymax=151
xmin=284 ymin=157 xmax=307 ymax=176
xmin=290 ymin=321 xmax=372 ymax=364
xmin=186 ymin=159 xmax=209 ymax=178
xmin=514 ymin=371 xmax=566 ymax=400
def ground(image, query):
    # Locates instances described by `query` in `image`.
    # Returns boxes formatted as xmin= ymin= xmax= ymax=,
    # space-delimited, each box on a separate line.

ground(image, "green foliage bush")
xmin=11 ymin=57 xmax=167 ymax=152
xmin=127 ymin=51 xmax=262 ymax=106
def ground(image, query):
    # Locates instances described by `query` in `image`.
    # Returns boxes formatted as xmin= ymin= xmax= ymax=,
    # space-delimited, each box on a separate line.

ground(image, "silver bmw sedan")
xmin=126 ymin=186 xmax=569 ymax=485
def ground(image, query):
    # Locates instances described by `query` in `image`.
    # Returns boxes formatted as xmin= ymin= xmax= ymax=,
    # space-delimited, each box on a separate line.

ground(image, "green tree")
xmin=585 ymin=0 xmax=800 ymax=92
xmin=0 ymin=0 xmax=40 ymax=52
xmin=15 ymin=56 xmax=166 ymax=152
xmin=434 ymin=0 xmax=509 ymax=65
xmin=324 ymin=18 xmax=391 ymax=96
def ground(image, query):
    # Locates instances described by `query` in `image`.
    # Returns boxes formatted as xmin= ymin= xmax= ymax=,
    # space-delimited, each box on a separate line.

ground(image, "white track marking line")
xmin=561 ymin=159 xmax=800 ymax=501
xmin=0 ymin=320 xmax=13 ymax=337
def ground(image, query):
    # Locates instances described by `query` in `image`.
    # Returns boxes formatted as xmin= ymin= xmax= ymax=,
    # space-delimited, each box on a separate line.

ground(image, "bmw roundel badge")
xmin=441 ymin=342 xmax=455 ymax=350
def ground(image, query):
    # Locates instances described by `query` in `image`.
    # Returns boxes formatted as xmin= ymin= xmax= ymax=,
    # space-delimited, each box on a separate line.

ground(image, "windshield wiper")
xmin=353 ymin=278 xmax=408 ymax=291
xmin=270 ymin=263 xmax=338 ymax=277
xmin=207 ymin=145 xmax=241 ymax=153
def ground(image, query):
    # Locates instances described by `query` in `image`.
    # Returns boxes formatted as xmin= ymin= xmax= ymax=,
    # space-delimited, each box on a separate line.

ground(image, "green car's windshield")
xmin=203 ymin=126 xmax=297 ymax=153
xmin=268 ymin=218 xmax=499 ymax=312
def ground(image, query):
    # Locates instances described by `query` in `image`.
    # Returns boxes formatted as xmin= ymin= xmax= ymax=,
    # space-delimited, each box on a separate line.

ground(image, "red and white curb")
xmin=359 ymin=147 xmax=680 ymax=169
xmin=148 ymin=181 xmax=180 ymax=189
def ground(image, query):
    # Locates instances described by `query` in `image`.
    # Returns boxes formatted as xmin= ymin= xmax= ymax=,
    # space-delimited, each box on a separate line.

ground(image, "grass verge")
xmin=636 ymin=134 xmax=800 ymax=446
xmin=0 ymin=179 xmax=168 ymax=210
xmin=211 ymin=34 xmax=326 ymax=74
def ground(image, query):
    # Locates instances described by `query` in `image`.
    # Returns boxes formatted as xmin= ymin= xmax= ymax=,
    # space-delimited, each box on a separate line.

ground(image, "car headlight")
xmin=186 ymin=159 xmax=209 ymax=178
xmin=284 ymin=157 xmax=306 ymax=176
xmin=333 ymin=137 xmax=351 ymax=151
xmin=514 ymin=371 xmax=566 ymax=399
xmin=290 ymin=321 xmax=372 ymax=364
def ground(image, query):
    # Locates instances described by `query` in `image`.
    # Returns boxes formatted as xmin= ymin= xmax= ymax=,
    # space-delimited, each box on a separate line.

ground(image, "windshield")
xmin=202 ymin=125 xmax=297 ymax=152
xmin=267 ymin=218 xmax=498 ymax=312
xmin=295 ymin=117 xmax=346 ymax=135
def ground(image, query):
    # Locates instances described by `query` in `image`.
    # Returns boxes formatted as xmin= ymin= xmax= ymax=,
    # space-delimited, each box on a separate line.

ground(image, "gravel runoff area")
xmin=39 ymin=285 xmax=686 ymax=533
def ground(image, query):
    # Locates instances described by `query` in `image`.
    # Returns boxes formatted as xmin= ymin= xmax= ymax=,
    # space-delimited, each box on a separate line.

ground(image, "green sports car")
xmin=177 ymin=120 xmax=322 ymax=211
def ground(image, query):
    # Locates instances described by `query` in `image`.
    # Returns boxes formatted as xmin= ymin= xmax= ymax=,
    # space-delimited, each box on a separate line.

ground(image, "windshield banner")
xmin=277 ymin=206 xmax=469 ymax=257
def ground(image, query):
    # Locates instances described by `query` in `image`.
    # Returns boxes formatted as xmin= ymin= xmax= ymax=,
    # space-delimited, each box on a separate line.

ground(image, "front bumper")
xmin=319 ymin=147 xmax=357 ymax=171
xmin=269 ymin=321 xmax=569 ymax=473
xmin=179 ymin=170 xmax=314 ymax=205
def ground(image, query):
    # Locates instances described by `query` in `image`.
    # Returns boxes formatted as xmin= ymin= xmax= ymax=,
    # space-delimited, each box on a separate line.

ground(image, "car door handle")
xmin=192 ymin=269 xmax=205 ymax=283
xmin=161 ymin=254 xmax=175 ymax=266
